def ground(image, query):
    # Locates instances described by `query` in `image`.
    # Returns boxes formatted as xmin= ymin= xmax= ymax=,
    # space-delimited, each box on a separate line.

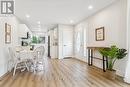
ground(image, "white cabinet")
xmin=18 ymin=24 xmax=32 ymax=38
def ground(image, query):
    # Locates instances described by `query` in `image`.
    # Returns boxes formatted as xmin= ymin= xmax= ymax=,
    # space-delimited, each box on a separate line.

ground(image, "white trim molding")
xmin=124 ymin=0 xmax=130 ymax=83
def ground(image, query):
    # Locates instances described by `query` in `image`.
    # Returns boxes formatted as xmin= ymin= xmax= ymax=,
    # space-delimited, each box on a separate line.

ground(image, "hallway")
xmin=0 ymin=58 xmax=129 ymax=87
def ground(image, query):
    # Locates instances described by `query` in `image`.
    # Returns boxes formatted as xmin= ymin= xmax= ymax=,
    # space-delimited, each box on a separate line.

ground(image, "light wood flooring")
xmin=0 ymin=58 xmax=129 ymax=87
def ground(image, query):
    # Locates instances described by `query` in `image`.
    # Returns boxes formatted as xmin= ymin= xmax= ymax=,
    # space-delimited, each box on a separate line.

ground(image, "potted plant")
xmin=99 ymin=45 xmax=127 ymax=79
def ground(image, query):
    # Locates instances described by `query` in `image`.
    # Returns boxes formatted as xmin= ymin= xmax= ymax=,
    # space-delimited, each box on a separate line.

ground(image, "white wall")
xmin=74 ymin=0 xmax=127 ymax=77
xmin=0 ymin=16 xmax=19 ymax=77
xmin=74 ymin=21 xmax=88 ymax=62
xmin=124 ymin=0 xmax=130 ymax=83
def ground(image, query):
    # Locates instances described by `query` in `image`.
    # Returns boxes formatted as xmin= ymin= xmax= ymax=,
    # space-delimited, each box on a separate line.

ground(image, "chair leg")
xmin=33 ymin=64 xmax=36 ymax=74
xmin=8 ymin=60 xmax=11 ymax=72
xmin=8 ymin=60 xmax=14 ymax=72
xmin=33 ymin=61 xmax=37 ymax=74
xmin=24 ymin=62 xmax=29 ymax=71
xmin=42 ymin=60 xmax=44 ymax=69
xmin=13 ymin=63 xmax=17 ymax=76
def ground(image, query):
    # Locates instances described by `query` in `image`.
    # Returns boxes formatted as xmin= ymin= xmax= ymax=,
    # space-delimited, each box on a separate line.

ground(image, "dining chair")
xmin=32 ymin=46 xmax=45 ymax=73
xmin=37 ymin=46 xmax=45 ymax=65
xmin=8 ymin=47 xmax=29 ymax=76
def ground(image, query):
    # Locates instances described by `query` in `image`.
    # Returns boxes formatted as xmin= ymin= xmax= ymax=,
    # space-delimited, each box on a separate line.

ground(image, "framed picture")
xmin=95 ymin=27 xmax=105 ymax=41
xmin=5 ymin=23 xmax=11 ymax=44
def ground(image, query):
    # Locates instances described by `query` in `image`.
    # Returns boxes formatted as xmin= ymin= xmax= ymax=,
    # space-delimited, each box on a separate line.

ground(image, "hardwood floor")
xmin=0 ymin=58 xmax=129 ymax=87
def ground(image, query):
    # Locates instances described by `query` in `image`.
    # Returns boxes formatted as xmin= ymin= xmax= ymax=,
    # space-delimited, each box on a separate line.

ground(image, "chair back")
xmin=39 ymin=46 xmax=45 ymax=59
xmin=34 ymin=46 xmax=45 ymax=59
xmin=15 ymin=46 xmax=24 ymax=52
xmin=8 ymin=47 xmax=17 ymax=61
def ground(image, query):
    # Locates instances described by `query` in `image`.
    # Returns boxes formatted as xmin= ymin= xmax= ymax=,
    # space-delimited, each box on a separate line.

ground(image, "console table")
xmin=87 ymin=47 xmax=109 ymax=72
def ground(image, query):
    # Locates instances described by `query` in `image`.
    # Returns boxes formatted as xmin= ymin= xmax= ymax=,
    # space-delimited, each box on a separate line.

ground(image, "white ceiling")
xmin=15 ymin=0 xmax=118 ymax=31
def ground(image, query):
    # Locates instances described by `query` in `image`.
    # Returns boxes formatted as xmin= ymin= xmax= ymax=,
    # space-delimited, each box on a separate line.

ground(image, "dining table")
xmin=15 ymin=46 xmax=36 ymax=72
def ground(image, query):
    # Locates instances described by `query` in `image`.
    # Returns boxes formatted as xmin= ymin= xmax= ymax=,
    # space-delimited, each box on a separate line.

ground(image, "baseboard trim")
xmin=64 ymin=57 xmax=73 ymax=59
xmin=0 ymin=71 xmax=10 ymax=81
xmin=72 ymin=57 xmax=87 ymax=63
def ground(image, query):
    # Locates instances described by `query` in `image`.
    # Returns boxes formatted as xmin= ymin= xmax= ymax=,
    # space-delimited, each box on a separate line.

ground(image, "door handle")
xmin=64 ymin=45 xmax=67 ymax=46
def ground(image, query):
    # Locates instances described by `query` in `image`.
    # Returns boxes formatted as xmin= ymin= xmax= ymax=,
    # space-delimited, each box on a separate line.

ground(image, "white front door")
xmin=63 ymin=27 xmax=73 ymax=58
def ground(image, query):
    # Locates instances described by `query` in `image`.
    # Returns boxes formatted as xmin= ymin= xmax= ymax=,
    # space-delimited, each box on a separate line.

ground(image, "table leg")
xmin=91 ymin=49 xmax=93 ymax=66
xmin=88 ymin=49 xmax=90 ymax=66
xmin=103 ymin=56 xmax=106 ymax=72
xmin=106 ymin=56 xmax=108 ymax=68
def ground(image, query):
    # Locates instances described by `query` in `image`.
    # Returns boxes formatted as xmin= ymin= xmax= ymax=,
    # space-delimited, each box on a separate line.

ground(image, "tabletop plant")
xmin=32 ymin=36 xmax=38 ymax=43
xmin=99 ymin=45 xmax=127 ymax=71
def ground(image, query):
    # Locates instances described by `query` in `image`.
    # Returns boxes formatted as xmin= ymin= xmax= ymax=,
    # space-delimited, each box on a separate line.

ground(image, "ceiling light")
xmin=38 ymin=25 xmax=41 ymax=27
xmin=37 ymin=21 xmax=41 ymax=24
xmin=26 ymin=14 xmax=30 ymax=18
xmin=88 ymin=5 xmax=93 ymax=10
xmin=70 ymin=20 xmax=74 ymax=24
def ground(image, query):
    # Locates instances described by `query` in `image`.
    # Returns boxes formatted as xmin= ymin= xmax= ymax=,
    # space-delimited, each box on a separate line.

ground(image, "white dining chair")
xmin=8 ymin=47 xmax=29 ymax=76
xmin=32 ymin=46 xmax=45 ymax=73
xmin=37 ymin=46 xmax=45 ymax=65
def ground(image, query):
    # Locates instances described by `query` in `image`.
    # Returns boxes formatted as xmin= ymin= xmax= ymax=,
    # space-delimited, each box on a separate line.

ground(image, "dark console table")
xmin=87 ymin=47 xmax=109 ymax=72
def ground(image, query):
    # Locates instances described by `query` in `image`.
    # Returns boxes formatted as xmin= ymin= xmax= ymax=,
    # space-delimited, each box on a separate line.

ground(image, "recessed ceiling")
xmin=15 ymin=0 xmax=118 ymax=30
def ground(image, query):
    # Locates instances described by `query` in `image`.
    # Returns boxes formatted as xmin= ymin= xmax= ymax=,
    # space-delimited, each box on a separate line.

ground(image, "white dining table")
xmin=15 ymin=47 xmax=36 ymax=72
